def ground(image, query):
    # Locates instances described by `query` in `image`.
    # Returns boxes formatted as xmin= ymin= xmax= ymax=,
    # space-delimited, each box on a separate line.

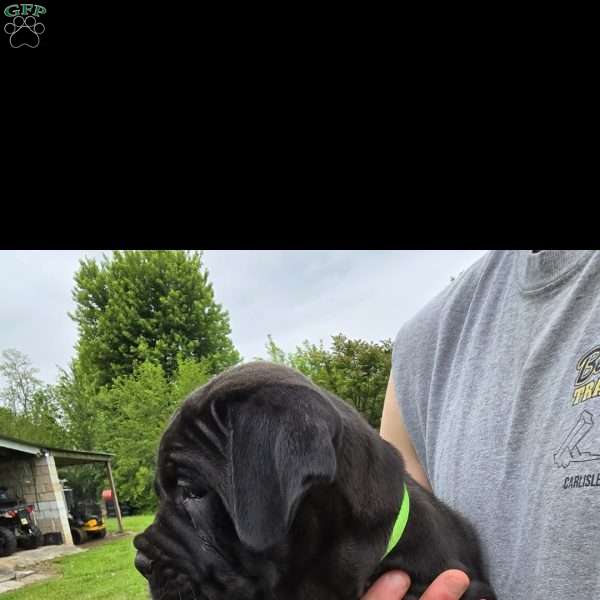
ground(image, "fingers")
xmin=419 ymin=570 xmax=470 ymax=600
xmin=362 ymin=569 xmax=470 ymax=600
xmin=362 ymin=571 xmax=412 ymax=599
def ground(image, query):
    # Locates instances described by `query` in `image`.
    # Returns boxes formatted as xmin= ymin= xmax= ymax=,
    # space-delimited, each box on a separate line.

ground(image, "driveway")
xmin=0 ymin=545 xmax=84 ymax=594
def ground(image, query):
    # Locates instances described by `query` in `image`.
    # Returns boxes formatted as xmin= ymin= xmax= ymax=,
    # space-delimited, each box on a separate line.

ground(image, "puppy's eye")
xmin=177 ymin=481 xmax=207 ymax=501
xmin=183 ymin=488 xmax=206 ymax=500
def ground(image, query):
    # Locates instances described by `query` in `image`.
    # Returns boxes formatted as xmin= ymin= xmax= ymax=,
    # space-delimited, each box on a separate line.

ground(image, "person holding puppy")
xmin=364 ymin=250 xmax=600 ymax=599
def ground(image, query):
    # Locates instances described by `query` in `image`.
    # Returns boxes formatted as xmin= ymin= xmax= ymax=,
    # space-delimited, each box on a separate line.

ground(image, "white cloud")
xmin=0 ymin=250 xmax=488 ymax=384
xmin=201 ymin=250 xmax=488 ymax=361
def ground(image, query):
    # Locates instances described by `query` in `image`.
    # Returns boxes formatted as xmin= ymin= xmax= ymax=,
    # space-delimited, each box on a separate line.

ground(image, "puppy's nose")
xmin=135 ymin=551 xmax=153 ymax=578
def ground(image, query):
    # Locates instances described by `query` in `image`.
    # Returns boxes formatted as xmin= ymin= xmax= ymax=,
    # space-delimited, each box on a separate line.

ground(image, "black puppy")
xmin=134 ymin=362 xmax=496 ymax=600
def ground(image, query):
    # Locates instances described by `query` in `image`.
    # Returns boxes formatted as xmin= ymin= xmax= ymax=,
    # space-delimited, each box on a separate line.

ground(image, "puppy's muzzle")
xmin=134 ymin=550 xmax=153 ymax=579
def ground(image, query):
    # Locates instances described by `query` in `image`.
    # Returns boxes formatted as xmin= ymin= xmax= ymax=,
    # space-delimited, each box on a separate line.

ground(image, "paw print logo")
xmin=4 ymin=15 xmax=45 ymax=48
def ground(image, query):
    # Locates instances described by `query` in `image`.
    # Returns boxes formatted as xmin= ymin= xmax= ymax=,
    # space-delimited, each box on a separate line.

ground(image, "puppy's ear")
xmin=225 ymin=390 xmax=338 ymax=552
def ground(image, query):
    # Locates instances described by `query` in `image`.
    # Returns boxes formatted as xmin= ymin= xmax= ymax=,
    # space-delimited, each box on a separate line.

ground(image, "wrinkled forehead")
xmin=159 ymin=386 xmax=217 ymax=449
xmin=155 ymin=392 xmax=230 ymax=490
xmin=154 ymin=365 xmax=340 ymax=486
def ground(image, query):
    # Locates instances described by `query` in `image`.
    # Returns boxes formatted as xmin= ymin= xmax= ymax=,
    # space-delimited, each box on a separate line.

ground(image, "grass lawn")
xmin=1 ymin=515 xmax=154 ymax=600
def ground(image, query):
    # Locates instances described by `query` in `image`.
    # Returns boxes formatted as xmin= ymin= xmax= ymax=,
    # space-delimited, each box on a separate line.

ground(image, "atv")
xmin=0 ymin=487 xmax=43 ymax=557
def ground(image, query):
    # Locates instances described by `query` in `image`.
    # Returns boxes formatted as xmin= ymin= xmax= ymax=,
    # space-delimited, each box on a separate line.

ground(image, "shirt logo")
xmin=554 ymin=410 xmax=600 ymax=468
xmin=573 ymin=346 xmax=600 ymax=406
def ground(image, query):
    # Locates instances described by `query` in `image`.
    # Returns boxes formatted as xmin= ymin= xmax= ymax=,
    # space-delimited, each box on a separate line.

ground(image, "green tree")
xmin=70 ymin=250 xmax=240 ymax=388
xmin=326 ymin=335 xmax=392 ymax=428
xmin=55 ymin=360 xmax=102 ymax=452
xmin=265 ymin=336 xmax=335 ymax=387
xmin=91 ymin=358 xmax=211 ymax=511
xmin=0 ymin=349 xmax=43 ymax=415
xmin=0 ymin=386 xmax=66 ymax=448
xmin=0 ymin=349 xmax=67 ymax=448
xmin=27 ymin=385 xmax=66 ymax=446
xmin=265 ymin=334 xmax=392 ymax=429
xmin=170 ymin=356 xmax=212 ymax=405
xmin=265 ymin=334 xmax=288 ymax=365
xmin=0 ymin=406 xmax=17 ymax=437
xmin=53 ymin=360 xmax=113 ymax=501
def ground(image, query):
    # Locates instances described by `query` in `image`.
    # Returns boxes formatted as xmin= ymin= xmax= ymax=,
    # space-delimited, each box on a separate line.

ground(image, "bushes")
xmin=94 ymin=359 xmax=208 ymax=511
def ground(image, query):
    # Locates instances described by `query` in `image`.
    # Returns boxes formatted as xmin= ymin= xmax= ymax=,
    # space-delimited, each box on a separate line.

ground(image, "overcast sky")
xmin=0 ymin=250 xmax=488 ymax=385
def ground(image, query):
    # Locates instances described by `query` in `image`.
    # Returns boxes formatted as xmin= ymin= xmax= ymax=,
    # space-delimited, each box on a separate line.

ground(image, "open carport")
xmin=0 ymin=434 xmax=123 ymax=548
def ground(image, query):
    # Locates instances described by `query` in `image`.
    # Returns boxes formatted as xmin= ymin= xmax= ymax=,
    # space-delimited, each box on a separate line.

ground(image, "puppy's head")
xmin=134 ymin=361 xmax=368 ymax=599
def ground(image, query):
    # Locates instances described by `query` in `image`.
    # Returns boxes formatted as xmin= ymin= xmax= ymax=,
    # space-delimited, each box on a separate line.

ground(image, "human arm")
xmin=379 ymin=374 xmax=431 ymax=491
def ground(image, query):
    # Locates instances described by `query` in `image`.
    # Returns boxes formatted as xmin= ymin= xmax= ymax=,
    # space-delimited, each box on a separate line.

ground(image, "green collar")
xmin=382 ymin=482 xmax=410 ymax=559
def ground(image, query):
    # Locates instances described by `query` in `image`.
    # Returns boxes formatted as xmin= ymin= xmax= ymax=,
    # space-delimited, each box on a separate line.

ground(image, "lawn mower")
xmin=63 ymin=486 xmax=107 ymax=545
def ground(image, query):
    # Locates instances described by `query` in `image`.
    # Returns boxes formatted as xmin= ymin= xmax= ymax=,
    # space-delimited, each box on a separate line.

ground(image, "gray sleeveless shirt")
xmin=391 ymin=250 xmax=600 ymax=600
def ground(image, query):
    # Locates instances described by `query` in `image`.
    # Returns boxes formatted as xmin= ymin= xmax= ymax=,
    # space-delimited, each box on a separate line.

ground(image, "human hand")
xmin=361 ymin=569 xmax=470 ymax=599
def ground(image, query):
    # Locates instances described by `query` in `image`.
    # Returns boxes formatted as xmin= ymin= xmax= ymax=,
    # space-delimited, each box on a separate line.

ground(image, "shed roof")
xmin=0 ymin=434 xmax=114 ymax=467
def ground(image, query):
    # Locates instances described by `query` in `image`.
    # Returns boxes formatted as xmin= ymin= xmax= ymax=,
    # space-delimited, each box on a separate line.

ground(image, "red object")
xmin=102 ymin=489 xmax=113 ymax=501
xmin=26 ymin=506 xmax=33 ymax=514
